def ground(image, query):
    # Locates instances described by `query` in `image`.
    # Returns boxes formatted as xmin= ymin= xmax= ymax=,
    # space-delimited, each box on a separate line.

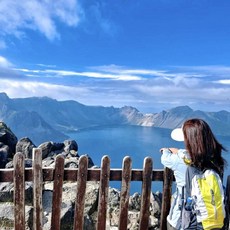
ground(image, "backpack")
xmin=181 ymin=166 xmax=227 ymax=230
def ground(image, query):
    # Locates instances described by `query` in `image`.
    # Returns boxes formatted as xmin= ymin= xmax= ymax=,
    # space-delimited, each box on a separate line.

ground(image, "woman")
xmin=160 ymin=118 xmax=227 ymax=230
xmin=160 ymin=147 xmax=189 ymax=230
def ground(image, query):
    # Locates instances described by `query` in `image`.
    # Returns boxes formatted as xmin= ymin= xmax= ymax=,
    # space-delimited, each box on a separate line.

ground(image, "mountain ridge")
xmin=0 ymin=92 xmax=229 ymax=145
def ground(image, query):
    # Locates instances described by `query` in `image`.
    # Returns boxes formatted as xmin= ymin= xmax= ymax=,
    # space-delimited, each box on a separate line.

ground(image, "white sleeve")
xmin=161 ymin=149 xmax=180 ymax=170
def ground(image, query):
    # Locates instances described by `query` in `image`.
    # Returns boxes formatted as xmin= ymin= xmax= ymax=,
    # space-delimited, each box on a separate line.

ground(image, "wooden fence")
xmin=0 ymin=148 xmax=177 ymax=229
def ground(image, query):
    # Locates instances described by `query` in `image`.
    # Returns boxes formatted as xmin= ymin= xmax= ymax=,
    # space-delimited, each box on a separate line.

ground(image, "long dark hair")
xmin=182 ymin=118 xmax=227 ymax=176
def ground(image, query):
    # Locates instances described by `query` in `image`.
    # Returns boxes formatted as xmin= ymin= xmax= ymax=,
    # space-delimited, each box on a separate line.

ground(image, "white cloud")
xmin=216 ymin=79 xmax=230 ymax=85
xmin=173 ymin=65 xmax=230 ymax=78
xmin=0 ymin=0 xmax=81 ymax=41
xmin=91 ymin=65 xmax=167 ymax=76
xmin=16 ymin=68 xmax=143 ymax=81
xmin=171 ymin=75 xmax=201 ymax=87
xmin=0 ymin=79 xmax=91 ymax=101
xmin=78 ymin=71 xmax=142 ymax=80
xmin=131 ymin=82 xmax=230 ymax=112
xmin=182 ymin=65 xmax=230 ymax=73
xmin=36 ymin=63 xmax=56 ymax=68
xmin=0 ymin=56 xmax=21 ymax=79
xmin=1 ymin=60 xmax=230 ymax=112
xmin=0 ymin=56 xmax=13 ymax=68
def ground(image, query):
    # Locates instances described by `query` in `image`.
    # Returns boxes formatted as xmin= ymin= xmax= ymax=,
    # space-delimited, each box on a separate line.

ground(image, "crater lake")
xmin=67 ymin=125 xmax=230 ymax=194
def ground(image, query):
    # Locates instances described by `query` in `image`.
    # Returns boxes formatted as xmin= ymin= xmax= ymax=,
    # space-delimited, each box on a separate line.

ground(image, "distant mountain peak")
xmin=0 ymin=92 xmax=9 ymax=101
xmin=169 ymin=105 xmax=193 ymax=113
xmin=121 ymin=106 xmax=140 ymax=113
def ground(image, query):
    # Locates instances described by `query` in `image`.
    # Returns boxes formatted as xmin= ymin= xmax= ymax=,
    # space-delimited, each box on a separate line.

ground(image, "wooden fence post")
xmin=14 ymin=152 xmax=25 ymax=230
xmin=160 ymin=167 xmax=174 ymax=230
xmin=118 ymin=156 xmax=132 ymax=229
xmin=96 ymin=155 xmax=110 ymax=230
xmin=51 ymin=154 xmax=65 ymax=230
xmin=139 ymin=157 xmax=153 ymax=230
xmin=33 ymin=148 xmax=43 ymax=230
xmin=73 ymin=155 xmax=88 ymax=230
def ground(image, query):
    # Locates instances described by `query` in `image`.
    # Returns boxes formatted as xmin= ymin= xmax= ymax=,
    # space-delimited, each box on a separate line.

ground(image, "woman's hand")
xmin=168 ymin=148 xmax=179 ymax=154
xmin=160 ymin=148 xmax=179 ymax=154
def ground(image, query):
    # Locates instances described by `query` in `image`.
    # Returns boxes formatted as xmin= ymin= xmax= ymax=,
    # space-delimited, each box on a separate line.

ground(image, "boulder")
xmin=0 ymin=122 xmax=17 ymax=158
xmin=0 ymin=143 xmax=10 ymax=168
xmin=64 ymin=140 xmax=78 ymax=154
xmin=15 ymin=137 xmax=36 ymax=159
xmin=38 ymin=141 xmax=64 ymax=159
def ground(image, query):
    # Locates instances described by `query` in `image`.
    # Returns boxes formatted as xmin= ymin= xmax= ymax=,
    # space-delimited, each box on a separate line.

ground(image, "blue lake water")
xmin=67 ymin=125 xmax=230 ymax=194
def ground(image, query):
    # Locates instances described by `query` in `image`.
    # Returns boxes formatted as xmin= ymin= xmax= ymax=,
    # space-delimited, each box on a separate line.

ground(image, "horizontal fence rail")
xmin=0 ymin=167 xmax=168 ymax=182
xmin=0 ymin=148 xmax=175 ymax=230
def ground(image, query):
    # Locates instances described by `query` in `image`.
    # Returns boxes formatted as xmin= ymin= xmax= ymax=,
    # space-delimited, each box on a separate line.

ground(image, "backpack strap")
xmin=220 ymin=176 xmax=230 ymax=230
xmin=182 ymin=166 xmax=202 ymax=229
xmin=185 ymin=166 xmax=195 ymax=198
xmin=180 ymin=166 xmax=195 ymax=210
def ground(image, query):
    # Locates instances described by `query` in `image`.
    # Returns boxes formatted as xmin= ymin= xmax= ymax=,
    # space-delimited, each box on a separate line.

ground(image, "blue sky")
xmin=0 ymin=0 xmax=229 ymax=113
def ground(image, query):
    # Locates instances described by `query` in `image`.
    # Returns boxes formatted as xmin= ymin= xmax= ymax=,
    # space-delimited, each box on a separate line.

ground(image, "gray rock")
xmin=64 ymin=140 xmax=78 ymax=153
xmin=5 ymin=158 xmax=32 ymax=168
xmin=129 ymin=192 xmax=141 ymax=210
xmin=64 ymin=157 xmax=79 ymax=168
xmin=0 ymin=202 xmax=14 ymax=229
xmin=38 ymin=141 xmax=65 ymax=159
xmin=5 ymin=161 xmax=13 ymax=168
xmin=16 ymin=137 xmax=36 ymax=159
xmin=0 ymin=122 xmax=17 ymax=158
xmin=42 ymin=157 xmax=55 ymax=167
xmin=0 ymin=144 xmax=10 ymax=168
xmin=0 ymin=182 xmax=33 ymax=205
xmin=0 ymin=182 xmax=14 ymax=202
xmin=38 ymin=141 xmax=53 ymax=159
